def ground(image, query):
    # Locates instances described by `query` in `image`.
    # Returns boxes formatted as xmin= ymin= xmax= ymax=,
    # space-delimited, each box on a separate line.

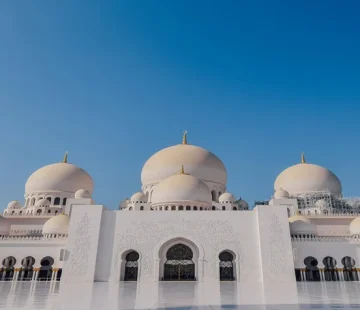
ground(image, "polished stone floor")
xmin=0 ymin=281 xmax=360 ymax=309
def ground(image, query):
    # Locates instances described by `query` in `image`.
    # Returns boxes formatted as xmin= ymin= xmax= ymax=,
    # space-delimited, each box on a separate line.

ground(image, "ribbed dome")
xmin=43 ymin=214 xmax=70 ymax=235
xmin=275 ymin=161 xmax=342 ymax=195
xmin=219 ymin=193 xmax=235 ymax=203
xmin=289 ymin=215 xmax=317 ymax=235
xmin=131 ymin=192 xmax=147 ymax=203
xmin=349 ymin=217 xmax=360 ymax=236
xmin=7 ymin=201 xmax=21 ymax=209
xmin=141 ymin=144 xmax=227 ymax=186
xmin=25 ymin=162 xmax=93 ymax=195
xmin=151 ymin=172 xmax=212 ymax=205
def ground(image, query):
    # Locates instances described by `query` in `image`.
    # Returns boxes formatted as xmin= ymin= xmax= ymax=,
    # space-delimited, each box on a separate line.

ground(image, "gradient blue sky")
xmin=0 ymin=1 xmax=359 ymax=210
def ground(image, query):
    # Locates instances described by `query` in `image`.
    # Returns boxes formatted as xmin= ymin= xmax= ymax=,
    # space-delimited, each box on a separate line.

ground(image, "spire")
xmin=62 ymin=151 xmax=68 ymax=163
xmin=182 ymin=130 xmax=188 ymax=144
xmin=301 ymin=152 xmax=306 ymax=164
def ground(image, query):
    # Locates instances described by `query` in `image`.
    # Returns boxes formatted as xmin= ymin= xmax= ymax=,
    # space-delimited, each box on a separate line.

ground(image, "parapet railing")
xmin=0 ymin=235 xmax=67 ymax=242
xmin=291 ymin=236 xmax=360 ymax=242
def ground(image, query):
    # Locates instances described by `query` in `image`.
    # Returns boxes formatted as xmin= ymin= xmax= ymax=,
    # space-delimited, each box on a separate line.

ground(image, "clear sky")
xmin=0 ymin=1 xmax=359 ymax=211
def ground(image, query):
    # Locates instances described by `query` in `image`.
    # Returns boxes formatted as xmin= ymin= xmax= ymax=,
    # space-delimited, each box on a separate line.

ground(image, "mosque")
xmin=1 ymin=131 xmax=360 ymax=291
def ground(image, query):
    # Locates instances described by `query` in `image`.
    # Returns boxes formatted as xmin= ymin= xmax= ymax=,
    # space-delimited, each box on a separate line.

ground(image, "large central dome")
xmin=141 ymin=136 xmax=227 ymax=187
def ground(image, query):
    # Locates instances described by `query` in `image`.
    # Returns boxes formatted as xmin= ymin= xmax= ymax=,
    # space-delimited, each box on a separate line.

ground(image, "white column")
xmin=301 ymin=270 xmax=305 ymax=281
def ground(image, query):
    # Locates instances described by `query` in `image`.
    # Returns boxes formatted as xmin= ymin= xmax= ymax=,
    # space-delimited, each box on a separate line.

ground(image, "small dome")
xmin=274 ymin=188 xmax=290 ymax=199
xmin=349 ymin=217 xmax=360 ymax=236
xmin=43 ymin=214 xmax=70 ymax=235
xmin=75 ymin=188 xmax=92 ymax=199
xmin=0 ymin=216 xmax=10 ymax=235
xmin=36 ymin=198 xmax=50 ymax=207
xmin=25 ymin=162 xmax=93 ymax=195
xmin=151 ymin=171 xmax=211 ymax=205
xmin=289 ymin=215 xmax=317 ymax=235
xmin=131 ymin=192 xmax=147 ymax=203
xmin=141 ymin=143 xmax=227 ymax=187
xmin=7 ymin=201 xmax=21 ymax=209
xmin=274 ymin=158 xmax=342 ymax=195
xmin=219 ymin=193 xmax=235 ymax=203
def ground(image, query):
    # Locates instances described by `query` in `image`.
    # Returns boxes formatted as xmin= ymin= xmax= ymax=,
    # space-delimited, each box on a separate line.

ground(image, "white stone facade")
xmin=0 ymin=134 xmax=360 ymax=304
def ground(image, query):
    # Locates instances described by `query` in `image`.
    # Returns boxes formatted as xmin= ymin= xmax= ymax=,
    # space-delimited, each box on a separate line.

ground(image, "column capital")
xmin=33 ymin=267 xmax=41 ymax=272
xmin=14 ymin=268 xmax=22 ymax=272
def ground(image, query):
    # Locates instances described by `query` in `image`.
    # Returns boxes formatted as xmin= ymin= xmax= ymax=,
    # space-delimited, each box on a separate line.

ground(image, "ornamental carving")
xmin=269 ymin=214 xmax=287 ymax=278
xmin=65 ymin=213 xmax=92 ymax=280
xmin=114 ymin=219 xmax=244 ymax=279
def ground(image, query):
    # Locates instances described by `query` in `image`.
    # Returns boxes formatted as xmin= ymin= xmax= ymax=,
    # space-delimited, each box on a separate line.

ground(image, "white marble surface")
xmin=1 ymin=281 xmax=360 ymax=309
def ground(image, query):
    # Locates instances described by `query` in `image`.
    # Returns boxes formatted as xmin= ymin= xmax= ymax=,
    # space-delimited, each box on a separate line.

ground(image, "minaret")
xmin=63 ymin=151 xmax=68 ymax=163
xmin=182 ymin=130 xmax=188 ymax=144
xmin=301 ymin=152 xmax=306 ymax=164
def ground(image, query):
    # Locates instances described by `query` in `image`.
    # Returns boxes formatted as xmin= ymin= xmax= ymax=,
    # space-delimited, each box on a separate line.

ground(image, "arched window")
xmin=342 ymin=256 xmax=359 ymax=281
xmin=219 ymin=251 xmax=235 ymax=281
xmin=186 ymin=206 xmax=191 ymax=210
xmin=36 ymin=209 xmax=42 ymax=215
xmin=11 ymin=211 xmax=15 ymax=215
xmin=171 ymin=206 xmax=176 ymax=211
xmin=140 ymin=206 xmax=144 ymax=211
xmin=48 ymin=210 xmax=51 ymax=214
xmin=62 ymin=198 xmax=67 ymax=205
xmin=46 ymin=197 xmax=51 ymax=204
xmin=222 ymin=206 xmax=226 ymax=211
xmin=164 ymin=244 xmax=195 ymax=281
xmin=38 ymin=197 xmax=43 ymax=201
xmin=19 ymin=211 xmax=22 ymax=215
xmin=199 ymin=207 xmax=203 ymax=211
xmin=212 ymin=206 xmax=216 ymax=211
xmin=193 ymin=206 xmax=197 ymax=210
xmin=304 ymin=256 xmax=320 ymax=282
xmin=233 ymin=207 xmax=237 ymax=210
xmin=124 ymin=251 xmax=139 ymax=281
xmin=54 ymin=197 xmax=60 ymax=205
xmin=179 ymin=206 xmax=184 ymax=211
xmin=129 ymin=207 xmax=133 ymax=211
xmin=31 ymin=198 xmax=36 ymax=206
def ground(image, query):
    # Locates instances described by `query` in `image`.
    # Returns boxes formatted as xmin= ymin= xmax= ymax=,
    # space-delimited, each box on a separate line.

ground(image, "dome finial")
xmin=182 ymin=130 xmax=188 ymax=144
xmin=180 ymin=165 xmax=185 ymax=174
xmin=301 ymin=152 xmax=306 ymax=164
xmin=62 ymin=151 xmax=68 ymax=163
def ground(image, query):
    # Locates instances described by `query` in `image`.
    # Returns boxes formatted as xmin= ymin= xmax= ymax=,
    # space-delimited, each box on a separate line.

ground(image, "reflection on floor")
xmin=0 ymin=281 xmax=360 ymax=309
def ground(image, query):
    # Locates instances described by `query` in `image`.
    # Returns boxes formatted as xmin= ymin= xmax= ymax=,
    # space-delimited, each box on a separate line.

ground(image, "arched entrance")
xmin=1 ymin=256 xmax=16 ymax=281
xmin=219 ymin=251 xmax=235 ymax=281
xmin=163 ymin=244 xmax=195 ymax=281
xmin=323 ymin=256 xmax=338 ymax=281
xmin=21 ymin=256 xmax=35 ymax=281
xmin=124 ymin=251 xmax=139 ymax=281
xmin=342 ymin=256 xmax=359 ymax=281
xmin=304 ymin=256 xmax=320 ymax=282
xmin=38 ymin=257 xmax=54 ymax=281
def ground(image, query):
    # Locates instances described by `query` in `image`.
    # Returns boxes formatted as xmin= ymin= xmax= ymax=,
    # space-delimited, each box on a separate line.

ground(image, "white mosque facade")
xmin=1 ymin=133 xmax=360 ymax=298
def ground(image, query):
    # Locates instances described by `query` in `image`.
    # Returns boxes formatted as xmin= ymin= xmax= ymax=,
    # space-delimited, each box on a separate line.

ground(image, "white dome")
xmin=0 ymin=216 xmax=10 ymax=235
xmin=289 ymin=215 xmax=317 ymax=235
xmin=274 ymin=189 xmax=290 ymax=199
xmin=75 ymin=188 xmax=92 ymax=199
xmin=219 ymin=193 xmax=235 ymax=203
xmin=131 ymin=192 xmax=147 ymax=203
xmin=25 ymin=162 xmax=93 ymax=195
xmin=43 ymin=214 xmax=70 ymax=235
xmin=275 ymin=161 xmax=342 ymax=195
xmin=349 ymin=217 xmax=360 ymax=236
xmin=36 ymin=198 xmax=50 ymax=207
xmin=151 ymin=171 xmax=212 ymax=205
xmin=7 ymin=201 xmax=21 ymax=209
xmin=141 ymin=144 xmax=227 ymax=187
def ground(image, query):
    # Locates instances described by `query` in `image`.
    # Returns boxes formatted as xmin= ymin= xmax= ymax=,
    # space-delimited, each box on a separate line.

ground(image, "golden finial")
xmin=179 ymin=165 xmax=189 ymax=175
xmin=182 ymin=130 xmax=188 ymax=145
xmin=62 ymin=151 xmax=68 ymax=163
xmin=301 ymin=152 xmax=306 ymax=164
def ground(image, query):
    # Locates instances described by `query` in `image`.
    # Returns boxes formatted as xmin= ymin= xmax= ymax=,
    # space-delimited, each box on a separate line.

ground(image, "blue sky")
xmin=0 ymin=1 xmax=359 ymax=210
